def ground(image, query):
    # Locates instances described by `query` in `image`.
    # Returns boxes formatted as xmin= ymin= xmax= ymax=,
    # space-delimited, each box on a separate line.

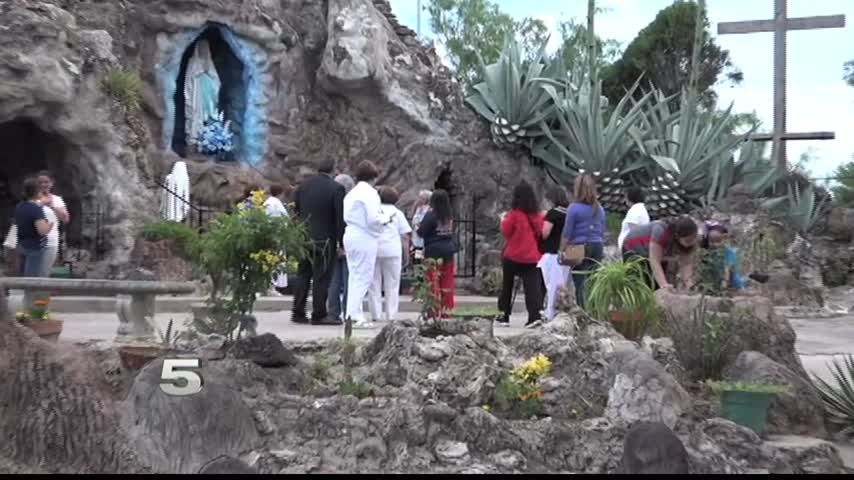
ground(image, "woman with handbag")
xmin=498 ymin=181 xmax=545 ymax=328
xmin=560 ymin=174 xmax=606 ymax=309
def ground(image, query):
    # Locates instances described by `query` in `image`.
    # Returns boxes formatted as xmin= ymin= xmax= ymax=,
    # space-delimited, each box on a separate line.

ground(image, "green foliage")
xmin=426 ymin=0 xmax=547 ymax=87
xmin=584 ymin=258 xmax=657 ymax=337
xmin=140 ymin=220 xmax=200 ymax=260
xmin=667 ymin=297 xmax=738 ymax=381
xmin=157 ymin=318 xmax=176 ymax=347
xmin=451 ymin=306 xmax=503 ymax=319
xmin=606 ymin=212 xmax=623 ymax=242
xmin=831 ymin=161 xmax=854 ymax=206
xmin=103 ymin=68 xmax=144 ymax=111
xmin=337 ymin=379 xmax=374 ymax=399
xmin=706 ymin=380 xmax=791 ymax=395
xmin=696 ymin=248 xmax=727 ymax=297
xmin=741 ymin=230 xmax=784 ymax=275
xmin=776 ymin=182 xmax=830 ymax=235
xmin=493 ymin=354 xmax=551 ymax=419
xmin=556 ymin=17 xmax=621 ymax=74
xmin=310 ymin=353 xmax=334 ymax=384
xmin=466 ymin=36 xmax=558 ymax=145
xmin=812 ymin=355 xmax=854 ymax=437
xmin=601 ymin=1 xmax=741 ymax=108
xmin=195 ymin=191 xmax=309 ymax=340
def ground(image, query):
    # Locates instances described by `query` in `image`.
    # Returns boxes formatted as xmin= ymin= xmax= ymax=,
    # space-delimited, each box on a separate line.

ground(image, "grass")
xmin=310 ymin=353 xmax=334 ymax=384
xmin=451 ymin=306 xmax=503 ymax=319
xmin=139 ymin=220 xmax=200 ymax=260
xmin=706 ymin=380 xmax=791 ymax=395
xmin=337 ymin=379 xmax=374 ymax=399
xmin=103 ymin=68 xmax=144 ymax=111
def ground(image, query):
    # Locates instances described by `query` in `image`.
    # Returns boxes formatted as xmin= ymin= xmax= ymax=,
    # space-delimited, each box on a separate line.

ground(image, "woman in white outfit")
xmin=369 ymin=187 xmax=412 ymax=322
xmin=617 ymin=186 xmax=650 ymax=251
xmin=37 ymin=171 xmax=70 ymax=278
xmin=263 ymin=184 xmax=290 ymax=295
xmin=342 ymin=161 xmax=392 ymax=328
xmin=537 ymin=187 xmax=571 ymax=322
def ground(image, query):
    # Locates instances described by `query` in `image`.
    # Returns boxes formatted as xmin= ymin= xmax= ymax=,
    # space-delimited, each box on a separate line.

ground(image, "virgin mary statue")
xmin=184 ymin=39 xmax=222 ymax=152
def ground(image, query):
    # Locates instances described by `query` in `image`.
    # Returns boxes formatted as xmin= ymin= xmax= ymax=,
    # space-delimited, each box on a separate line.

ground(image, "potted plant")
xmin=16 ymin=297 xmax=63 ymax=342
xmin=118 ymin=319 xmax=178 ymax=370
xmin=706 ymin=380 xmax=791 ymax=435
xmin=584 ymin=257 xmax=657 ymax=340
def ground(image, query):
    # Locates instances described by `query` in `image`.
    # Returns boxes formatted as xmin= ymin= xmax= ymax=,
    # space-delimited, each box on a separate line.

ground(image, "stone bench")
xmin=0 ymin=277 xmax=195 ymax=340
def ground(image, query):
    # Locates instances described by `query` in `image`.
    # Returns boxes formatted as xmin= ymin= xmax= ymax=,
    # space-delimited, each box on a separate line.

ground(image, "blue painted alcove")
xmin=157 ymin=23 xmax=268 ymax=167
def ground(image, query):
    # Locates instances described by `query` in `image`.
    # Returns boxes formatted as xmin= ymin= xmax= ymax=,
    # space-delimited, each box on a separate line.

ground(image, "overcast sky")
xmin=388 ymin=0 xmax=853 ymax=178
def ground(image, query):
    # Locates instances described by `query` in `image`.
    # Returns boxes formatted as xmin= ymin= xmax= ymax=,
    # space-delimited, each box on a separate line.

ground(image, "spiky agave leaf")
xmin=812 ymin=355 xmax=854 ymax=437
xmin=466 ymin=36 xmax=559 ymax=145
xmin=780 ymin=182 xmax=829 ymax=235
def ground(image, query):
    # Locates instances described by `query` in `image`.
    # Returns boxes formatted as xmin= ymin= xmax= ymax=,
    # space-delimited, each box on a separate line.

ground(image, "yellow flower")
xmin=482 ymin=404 xmax=492 ymax=412
xmin=512 ymin=353 xmax=552 ymax=384
xmin=250 ymin=189 xmax=267 ymax=209
xmin=249 ymin=249 xmax=283 ymax=273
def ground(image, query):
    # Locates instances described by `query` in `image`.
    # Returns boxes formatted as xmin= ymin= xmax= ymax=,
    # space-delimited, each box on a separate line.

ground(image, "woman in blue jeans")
xmin=561 ymin=174 xmax=606 ymax=308
xmin=15 ymin=177 xmax=53 ymax=277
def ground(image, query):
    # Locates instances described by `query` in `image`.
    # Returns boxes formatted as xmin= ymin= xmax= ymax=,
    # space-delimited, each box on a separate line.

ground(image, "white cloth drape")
xmin=538 ymin=253 xmax=570 ymax=321
xmin=161 ymin=161 xmax=190 ymax=222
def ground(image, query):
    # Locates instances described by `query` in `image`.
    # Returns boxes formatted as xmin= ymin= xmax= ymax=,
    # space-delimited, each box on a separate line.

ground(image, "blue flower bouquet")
xmin=197 ymin=110 xmax=235 ymax=157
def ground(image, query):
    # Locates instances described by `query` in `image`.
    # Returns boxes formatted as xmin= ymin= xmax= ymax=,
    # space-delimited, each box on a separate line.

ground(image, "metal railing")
xmin=154 ymin=179 xmax=224 ymax=231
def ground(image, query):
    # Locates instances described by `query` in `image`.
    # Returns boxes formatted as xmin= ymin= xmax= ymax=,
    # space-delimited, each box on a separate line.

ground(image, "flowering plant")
xmin=196 ymin=110 xmax=234 ymax=155
xmin=16 ymin=298 xmax=51 ymax=322
xmin=493 ymin=353 xmax=552 ymax=418
xmin=194 ymin=189 xmax=309 ymax=340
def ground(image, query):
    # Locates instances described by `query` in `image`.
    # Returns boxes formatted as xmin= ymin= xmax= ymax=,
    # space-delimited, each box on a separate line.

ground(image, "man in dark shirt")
xmin=15 ymin=177 xmax=52 ymax=277
xmin=292 ymin=159 xmax=346 ymax=325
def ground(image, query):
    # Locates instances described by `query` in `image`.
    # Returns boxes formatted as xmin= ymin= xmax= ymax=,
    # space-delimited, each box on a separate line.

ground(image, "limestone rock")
xmin=228 ymin=333 xmax=298 ymax=368
xmin=129 ymin=239 xmax=195 ymax=282
xmin=434 ymin=440 xmax=470 ymax=464
xmin=656 ymin=292 xmax=809 ymax=380
xmin=77 ymin=29 xmax=117 ymax=63
xmin=827 ymin=207 xmax=854 ymax=243
xmin=620 ymin=422 xmax=690 ymax=474
xmin=125 ymin=358 xmax=260 ymax=473
xmin=724 ymin=351 xmax=826 ymax=437
xmin=605 ymin=346 xmax=691 ymax=429
xmin=319 ymin=0 xmax=391 ymax=93
xmin=198 ymin=456 xmax=258 ymax=474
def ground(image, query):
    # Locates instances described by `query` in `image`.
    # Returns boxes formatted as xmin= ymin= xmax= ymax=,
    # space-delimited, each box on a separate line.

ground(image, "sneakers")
xmin=352 ymin=319 xmax=377 ymax=329
xmin=495 ymin=316 xmax=511 ymax=328
xmin=525 ymin=320 xmax=543 ymax=329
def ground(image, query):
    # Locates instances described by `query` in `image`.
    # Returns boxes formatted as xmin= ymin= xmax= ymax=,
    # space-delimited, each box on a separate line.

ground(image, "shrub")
xmin=812 ymin=355 xmax=854 ymax=437
xmin=412 ymin=258 xmax=446 ymax=321
xmin=140 ymin=220 xmax=200 ymax=260
xmin=338 ymin=379 xmax=374 ymax=399
xmin=667 ymin=297 xmax=739 ymax=382
xmin=585 ymin=257 xmax=658 ymax=340
xmin=103 ymin=68 xmax=143 ymax=111
xmin=696 ymin=248 xmax=727 ymax=297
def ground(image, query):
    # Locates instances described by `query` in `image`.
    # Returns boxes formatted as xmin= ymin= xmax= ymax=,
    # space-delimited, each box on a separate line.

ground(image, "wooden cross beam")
xmin=717 ymin=0 xmax=845 ymax=169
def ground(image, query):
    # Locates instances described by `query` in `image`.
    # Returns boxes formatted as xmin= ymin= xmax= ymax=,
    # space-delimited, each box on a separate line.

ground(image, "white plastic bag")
xmin=3 ymin=224 xmax=17 ymax=250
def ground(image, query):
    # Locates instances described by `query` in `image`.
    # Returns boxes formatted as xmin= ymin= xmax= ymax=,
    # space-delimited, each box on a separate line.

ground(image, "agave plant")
xmin=812 ymin=355 xmax=854 ymax=437
xmin=776 ymin=182 xmax=830 ymax=235
xmin=639 ymin=90 xmax=755 ymax=218
xmin=534 ymin=74 xmax=658 ymax=213
xmin=466 ymin=37 xmax=560 ymax=146
xmin=709 ymin=140 xmax=785 ymax=205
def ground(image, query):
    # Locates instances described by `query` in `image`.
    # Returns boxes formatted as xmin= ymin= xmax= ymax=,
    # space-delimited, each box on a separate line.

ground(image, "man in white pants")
xmin=369 ymin=187 xmax=411 ymax=322
xmin=342 ymin=161 xmax=392 ymax=329
xmin=37 ymin=171 xmax=70 ymax=278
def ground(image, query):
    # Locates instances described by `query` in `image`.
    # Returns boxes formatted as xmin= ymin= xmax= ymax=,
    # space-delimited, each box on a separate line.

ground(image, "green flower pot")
xmin=720 ymin=390 xmax=774 ymax=435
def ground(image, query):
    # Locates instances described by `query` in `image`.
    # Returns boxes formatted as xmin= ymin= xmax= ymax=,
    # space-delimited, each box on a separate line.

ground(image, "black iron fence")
xmin=154 ymin=179 xmax=224 ymax=231
xmin=453 ymin=196 xmax=478 ymax=279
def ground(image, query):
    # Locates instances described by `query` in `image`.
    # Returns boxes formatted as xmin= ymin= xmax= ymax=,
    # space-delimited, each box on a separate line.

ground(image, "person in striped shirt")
xmin=621 ymin=216 xmax=699 ymax=291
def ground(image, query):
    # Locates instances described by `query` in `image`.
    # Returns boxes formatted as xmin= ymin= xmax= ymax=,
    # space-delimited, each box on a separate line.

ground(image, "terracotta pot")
xmin=118 ymin=345 xmax=165 ymax=371
xmin=20 ymin=319 xmax=63 ymax=342
xmin=608 ymin=310 xmax=647 ymax=340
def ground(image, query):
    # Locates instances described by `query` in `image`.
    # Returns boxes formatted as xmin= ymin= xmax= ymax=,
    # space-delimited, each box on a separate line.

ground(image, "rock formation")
xmin=0 ymin=0 xmax=544 ymax=272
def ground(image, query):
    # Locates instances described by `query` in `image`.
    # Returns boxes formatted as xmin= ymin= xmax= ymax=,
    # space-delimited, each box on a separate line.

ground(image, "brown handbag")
xmin=561 ymin=244 xmax=586 ymax=267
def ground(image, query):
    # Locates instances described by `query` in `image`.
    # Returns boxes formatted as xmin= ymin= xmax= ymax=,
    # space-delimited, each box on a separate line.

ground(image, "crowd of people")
xmin=494 ymin=174 xmax=752 ymax=328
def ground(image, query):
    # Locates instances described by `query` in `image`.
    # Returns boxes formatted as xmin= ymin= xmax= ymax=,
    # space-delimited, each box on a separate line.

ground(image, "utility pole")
xmin=417 ymin=0 xmax=422 ymax=37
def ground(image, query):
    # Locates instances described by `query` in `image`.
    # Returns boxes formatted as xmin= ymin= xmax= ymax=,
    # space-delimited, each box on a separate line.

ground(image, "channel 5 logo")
xmin=159 ymin=358 xmax=204 ymax=396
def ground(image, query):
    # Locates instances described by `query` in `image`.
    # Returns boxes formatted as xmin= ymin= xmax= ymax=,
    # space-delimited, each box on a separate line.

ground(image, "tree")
xmin=555 ymin=18 xmax=622 ymax=74
xmin=426 ymin=0 xmax=547 ymax=87
xmin=845 ymin=59 xmax=854 ymax=87
xmin=601 ymin=1 xmax=741 ymax=108
xmin=832 ymin=160 xmax=854 ymax=205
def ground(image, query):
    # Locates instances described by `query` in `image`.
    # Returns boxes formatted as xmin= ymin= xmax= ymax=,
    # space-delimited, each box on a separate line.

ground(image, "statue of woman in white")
xmin=184 ymin=39 xmax=222 ymax=152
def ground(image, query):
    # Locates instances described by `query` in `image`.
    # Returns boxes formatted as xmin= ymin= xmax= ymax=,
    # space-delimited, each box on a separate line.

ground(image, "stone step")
xmin=15 ymin=293 xmax=521 ymax=314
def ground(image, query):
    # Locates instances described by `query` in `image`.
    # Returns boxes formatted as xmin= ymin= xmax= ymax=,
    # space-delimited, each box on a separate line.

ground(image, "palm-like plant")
xmin=466 ymin=37 xmax=559 ymax=146
xmin=812 ymin=355 xmax=854 ymax=437
xmin=778 ymin=182 xmax=829 ymax=235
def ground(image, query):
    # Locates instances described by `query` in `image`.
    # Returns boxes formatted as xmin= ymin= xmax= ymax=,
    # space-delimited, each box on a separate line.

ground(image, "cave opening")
xmin=0 ymin=119 xmax=87 ymax=253
xmin=171 ymin=24 xmax=247 ymax=162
